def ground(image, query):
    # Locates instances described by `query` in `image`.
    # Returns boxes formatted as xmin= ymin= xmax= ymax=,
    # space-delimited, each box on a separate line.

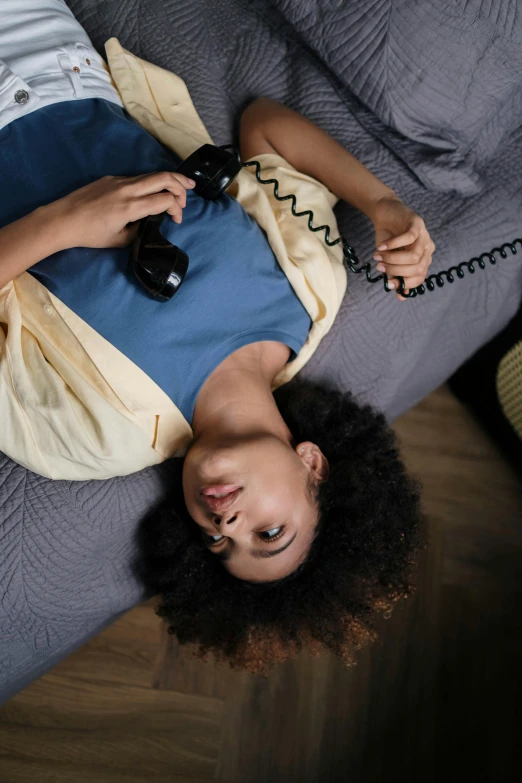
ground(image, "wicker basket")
xmin=448 ymin=305 xmax=522 ymax=472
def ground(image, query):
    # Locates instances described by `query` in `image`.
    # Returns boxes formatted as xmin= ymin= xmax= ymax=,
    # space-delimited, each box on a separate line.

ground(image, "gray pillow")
xmin=277 ymin=0 xmax=522 ymax=194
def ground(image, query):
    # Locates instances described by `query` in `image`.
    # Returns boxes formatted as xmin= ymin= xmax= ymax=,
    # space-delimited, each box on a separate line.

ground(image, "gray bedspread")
xmin=1 ymin=0 xmax=521 ymax=703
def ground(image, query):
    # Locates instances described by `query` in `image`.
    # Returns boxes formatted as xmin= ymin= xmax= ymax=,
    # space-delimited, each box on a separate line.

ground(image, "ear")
xmin=296 ymin=442 xmax=329 ymax=482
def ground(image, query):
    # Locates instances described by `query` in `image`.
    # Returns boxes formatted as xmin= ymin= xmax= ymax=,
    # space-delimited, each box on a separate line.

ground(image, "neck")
xmin=191 ymin=342 xmax=292 ymax=444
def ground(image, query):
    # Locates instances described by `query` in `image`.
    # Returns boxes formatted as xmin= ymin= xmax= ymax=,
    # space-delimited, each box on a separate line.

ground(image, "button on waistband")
xmin=14 ymin=90 xmax=29 ymax=105
xmin=44 ymin=304 xmax=55 ymax=316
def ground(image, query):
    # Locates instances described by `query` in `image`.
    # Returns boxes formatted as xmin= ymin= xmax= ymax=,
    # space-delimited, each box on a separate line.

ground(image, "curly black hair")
xmin=134 ymin=379 xmax=425 ymax=673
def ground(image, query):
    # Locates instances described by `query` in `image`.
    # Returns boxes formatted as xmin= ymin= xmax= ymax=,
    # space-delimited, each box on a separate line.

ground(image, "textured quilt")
xmin=1 ymin=0 xmax=522 ymax=703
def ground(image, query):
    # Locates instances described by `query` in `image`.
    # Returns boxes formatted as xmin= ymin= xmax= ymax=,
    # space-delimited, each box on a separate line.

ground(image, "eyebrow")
xmin=215 ymin=531 xmax=298 ymax=562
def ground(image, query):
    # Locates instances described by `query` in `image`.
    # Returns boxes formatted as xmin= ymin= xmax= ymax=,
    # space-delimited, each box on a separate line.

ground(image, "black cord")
xmin=243 ymin=159 xmax=522 ymax=298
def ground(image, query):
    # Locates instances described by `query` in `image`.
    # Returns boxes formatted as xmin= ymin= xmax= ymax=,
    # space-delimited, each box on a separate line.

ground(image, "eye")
xmin=258 ymin=526 xmax=285 ymax=542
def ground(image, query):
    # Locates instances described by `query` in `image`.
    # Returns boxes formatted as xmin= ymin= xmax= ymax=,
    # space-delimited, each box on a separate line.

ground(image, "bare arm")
xmin=239 ymin=97 xmax=436 ymax=299
xmin=239 ymin=97 xmax=399 ymax=220
xmin=0 ymin=208 xmax=66 ymax=290
xmin=0 ymin=171 xmax=195 ymax=289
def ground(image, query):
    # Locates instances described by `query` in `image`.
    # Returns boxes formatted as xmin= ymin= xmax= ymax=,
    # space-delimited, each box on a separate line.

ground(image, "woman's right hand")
xmin=50 ymin=171 xmax=196 ymax=250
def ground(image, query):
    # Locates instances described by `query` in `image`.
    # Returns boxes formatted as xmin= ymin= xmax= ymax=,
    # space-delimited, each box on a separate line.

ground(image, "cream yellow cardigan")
xmin=0 ymin=40 xmax=346 ymax=480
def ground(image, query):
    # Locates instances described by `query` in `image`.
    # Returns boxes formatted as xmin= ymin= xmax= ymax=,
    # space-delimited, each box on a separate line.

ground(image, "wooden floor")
xmin=1 ymin=384 xmax=522 ymax=783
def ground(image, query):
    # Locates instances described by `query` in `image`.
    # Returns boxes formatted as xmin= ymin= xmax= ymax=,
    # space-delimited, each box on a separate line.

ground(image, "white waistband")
xmin=0 ymin=0 xmax=122 ymax=131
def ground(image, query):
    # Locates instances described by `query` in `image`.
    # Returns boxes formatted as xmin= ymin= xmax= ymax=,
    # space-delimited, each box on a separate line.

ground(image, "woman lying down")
xmin=0 ymin=1 xmax=435 ymax=670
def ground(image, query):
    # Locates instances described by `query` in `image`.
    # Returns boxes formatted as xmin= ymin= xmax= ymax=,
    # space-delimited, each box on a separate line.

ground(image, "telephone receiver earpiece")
xmin=130 ymin=144 xmax=242 ymax=300
xmin=176 ymin=143 xmax=243 ymax=200
xmin=130 ymin=212 xmax=189 ymax=302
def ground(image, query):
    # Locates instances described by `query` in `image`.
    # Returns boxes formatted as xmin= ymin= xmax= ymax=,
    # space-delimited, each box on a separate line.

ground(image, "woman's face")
xmin=182 ymin=434 xmax=328 ymax=582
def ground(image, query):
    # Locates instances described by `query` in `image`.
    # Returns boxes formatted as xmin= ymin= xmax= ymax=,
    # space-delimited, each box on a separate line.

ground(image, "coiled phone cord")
xmin=243 ymin=159 xmax=522 ymax=299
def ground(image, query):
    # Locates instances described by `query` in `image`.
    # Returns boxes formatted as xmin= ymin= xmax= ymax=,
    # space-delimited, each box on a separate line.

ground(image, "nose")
xmin=212 ymin=511 xmax=241 ymax=531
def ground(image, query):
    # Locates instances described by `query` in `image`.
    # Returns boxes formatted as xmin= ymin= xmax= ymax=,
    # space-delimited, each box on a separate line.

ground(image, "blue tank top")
xmin=0 ymin=99 xmax=311 ymax=422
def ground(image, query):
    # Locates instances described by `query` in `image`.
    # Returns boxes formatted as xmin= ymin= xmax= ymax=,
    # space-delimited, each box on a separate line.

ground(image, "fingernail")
xmin=188 ymin=179 xmax=196 ymax=186
xmin=378 ymin=244 xmax=387 ymax=251
xmin=373 ymin=254 xmax=383 ymax=261
xmin=376 ymin=263 xmax=386 ymax=273
xmin=387 ymin=281 xmax=396 ymax=289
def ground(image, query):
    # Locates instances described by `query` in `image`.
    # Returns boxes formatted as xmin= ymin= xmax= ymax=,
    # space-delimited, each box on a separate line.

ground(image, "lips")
xmin=200 ymin=485 xmax=242 ymax=514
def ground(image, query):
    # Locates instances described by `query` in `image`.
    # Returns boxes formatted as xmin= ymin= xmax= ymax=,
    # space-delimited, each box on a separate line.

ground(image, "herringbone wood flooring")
xmin=1 ymin=384 xmax=521 ymax=783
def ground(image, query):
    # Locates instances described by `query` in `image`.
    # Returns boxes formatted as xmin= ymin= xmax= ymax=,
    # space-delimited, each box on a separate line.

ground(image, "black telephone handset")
xmin=130 ymin=145 xmax=242 ymax=300
xmin=130 ymin=144 xmax=521 ymax=301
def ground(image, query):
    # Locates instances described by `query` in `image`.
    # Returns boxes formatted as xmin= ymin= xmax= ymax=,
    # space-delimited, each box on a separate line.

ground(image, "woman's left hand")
xmin=370 ymin=196 xmax=436 ymax=300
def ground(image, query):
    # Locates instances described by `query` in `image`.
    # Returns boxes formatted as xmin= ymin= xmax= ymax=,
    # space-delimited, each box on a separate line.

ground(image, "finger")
xmin=164 ymin=200 xmax=185 ymax=222
xmin=115 ymin=222 xmax=141 ymax=248
xmin=130 ymin=192 xmax=181 ymax=223
xmin=388 ymin=246 xmax=432 ymax=294
xmin=376 ymin=219 xmax=424 ymax=251
xmin=129 ymin=170 xmax=196 ymax=191
xmin=377 ymin=238 xmax=432 ymax=273
xmin=377 ymin=259 xmax=430 ymax=278
xmin=171 ymin=172 xmax=197 ymax=190
xmin=390 ymin=271 xmax=429 ymax=296
xmin=375 ymin=230 xmax=428 ymax=261
xmin=127 ymin=171 xmax=195 ymax=203
xmin=375 ymin=249 xmax=424 ymax=268
xmin=401 ymin=275 xmax=427 ymax=290
xmin=409 ymin=244 xmax=433 ymax=278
